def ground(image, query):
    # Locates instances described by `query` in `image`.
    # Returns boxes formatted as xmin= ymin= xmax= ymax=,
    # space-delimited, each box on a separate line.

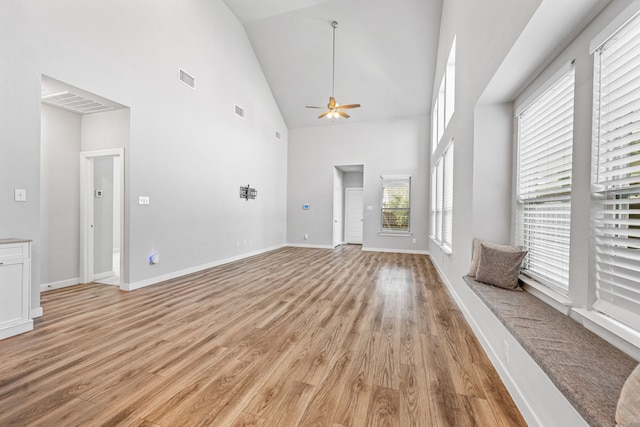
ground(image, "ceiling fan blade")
xmin=305 ymin=106 xmax=323 ymax=109
xmin=337 ymin=111 xmax=350 ymax=118
xmin=318 ymin=111 xmax=330 ymax=118
xmin=336 ymin=104 xmax=361 ymax=109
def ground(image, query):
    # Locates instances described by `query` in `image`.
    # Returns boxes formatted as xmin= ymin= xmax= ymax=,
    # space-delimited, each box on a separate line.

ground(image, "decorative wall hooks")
xmin=239 ymin=184 xmax=257 ymax=201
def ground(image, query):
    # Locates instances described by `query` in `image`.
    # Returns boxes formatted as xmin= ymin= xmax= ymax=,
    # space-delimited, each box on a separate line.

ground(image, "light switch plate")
xmin=14 ymin=189 xmax=27 ymax=202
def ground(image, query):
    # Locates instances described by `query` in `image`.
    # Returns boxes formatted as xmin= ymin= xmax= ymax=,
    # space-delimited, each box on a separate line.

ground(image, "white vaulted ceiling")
xmin=222 ymin=0 xmax=443 ymax=129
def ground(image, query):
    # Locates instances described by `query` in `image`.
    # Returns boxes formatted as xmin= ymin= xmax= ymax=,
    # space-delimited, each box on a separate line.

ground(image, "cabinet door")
xmin=0 ymin=261 xmax=25 ymax=325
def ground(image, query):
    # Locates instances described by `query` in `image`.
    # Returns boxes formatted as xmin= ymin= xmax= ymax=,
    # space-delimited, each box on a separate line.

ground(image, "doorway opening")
xmin=333 ymin=165 xmax=364 ymax=248
xmin=40 ymin=75 xmax=129 ymax=291
xmin=80 ymin=150 xmax=124 ymax=285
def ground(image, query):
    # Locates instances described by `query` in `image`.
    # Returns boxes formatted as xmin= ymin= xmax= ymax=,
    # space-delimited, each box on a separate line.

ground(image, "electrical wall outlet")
xmin=139 ymin=196 xmax=150 ymax=205
xmin=14 ymin=189 xmax=27 ymax=202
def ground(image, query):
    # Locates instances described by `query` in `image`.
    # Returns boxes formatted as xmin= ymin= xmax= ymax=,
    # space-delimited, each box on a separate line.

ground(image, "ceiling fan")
xmin=306 ymin=21 xmax=361 ymax=119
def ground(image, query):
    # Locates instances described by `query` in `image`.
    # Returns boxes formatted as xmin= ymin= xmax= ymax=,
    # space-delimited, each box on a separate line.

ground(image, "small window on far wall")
xmin=380 ymin=175 xmax=411 ymax=234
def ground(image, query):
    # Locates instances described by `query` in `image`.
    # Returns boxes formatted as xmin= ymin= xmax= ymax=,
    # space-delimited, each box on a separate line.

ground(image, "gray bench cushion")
xmin=463 ymin=275 xmax=637 ymax=427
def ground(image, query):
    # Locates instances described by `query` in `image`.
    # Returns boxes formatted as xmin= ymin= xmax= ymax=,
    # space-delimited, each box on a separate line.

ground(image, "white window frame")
xmin=516 ymin=64 xmax=575 ymax=295
xmin=590 ymin=10 xmax=640 ymax=332
xmin=430 ymin=142 xmax=454 ymax=253
xmin=380 ymin=175 xmax=411 ymax=235
xmin=432 ymin=38 xmax=456 ymax=154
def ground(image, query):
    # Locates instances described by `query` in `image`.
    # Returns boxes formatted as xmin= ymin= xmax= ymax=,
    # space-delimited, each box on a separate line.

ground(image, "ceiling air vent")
xmin=275 ymin=131 xmax=282 ymax=140
xmin=178 ymin=68 xmax=196 ymax=89
xmin=41 ymin=91 xmax=114 ymax=114
xmin=234 ymin=105 xmax=245 ymax=118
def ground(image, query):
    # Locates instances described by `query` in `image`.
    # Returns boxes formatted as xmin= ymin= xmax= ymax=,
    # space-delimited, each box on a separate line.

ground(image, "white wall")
xmin=288 ymin=117 xmax=429 ymax=252
xmin=40 ymin=104 xmax=81 ymax=287
xmin=343 ymin=171 xmax=363 ymax=188
xmin=93 ymin=156 xmax=115 ymax=276
xmin=81 ymin=109 xmax=130 ymax=153
xmin=1 ymin=0 xmax=288 ymax=300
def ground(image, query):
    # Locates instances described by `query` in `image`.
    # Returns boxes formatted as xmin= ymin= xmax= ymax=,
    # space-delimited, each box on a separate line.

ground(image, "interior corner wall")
xmin=1 ymin=0 xmax=288 ymax=293
xmin=287 ymin=117 xmax=429 ymax=252
xmin=472 ymin=102 xmax=514 ymax=246
xmin=40 ymin=104 xmax=81 ymax=287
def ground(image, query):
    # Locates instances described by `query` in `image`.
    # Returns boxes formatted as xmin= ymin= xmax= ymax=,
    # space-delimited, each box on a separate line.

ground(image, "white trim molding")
xmin=41 ymin=277 xmax=81 ymax=292
xmin=286 ymin=243 xmax=335 ymax=250
xmin=31 ymin=307 xmax=43 ymax=318
xmin=123 ymin=244 xmax=286 ymax=291
xmin=362 ymin=247 xmax=428 ymax=255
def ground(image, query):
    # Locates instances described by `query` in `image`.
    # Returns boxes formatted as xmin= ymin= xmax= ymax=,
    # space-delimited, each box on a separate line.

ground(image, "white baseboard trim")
xmin=429 ymin=256 xmax=587 ymax=427
xmin=122 ymin=244 xmax=286 ymax=292
xmin=41 ymin=277 xmax=81 ymax=292
xmin=93 ymin=270 xmax=115 ymax=281
xmin=0 ymin=320 xmax=33 ymax=340
xmin=31 ymin=307 xmax=43 ymax=318
xmin=361 ymin=246 xmax=429 ymax=255
xmin=286 ymin=243 xmax=335 ymax=249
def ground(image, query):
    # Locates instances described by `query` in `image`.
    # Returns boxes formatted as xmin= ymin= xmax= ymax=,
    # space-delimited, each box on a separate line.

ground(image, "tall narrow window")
xmin=592 ymin=12 xmax=640 ymax=329
xmin=430 ymin=168 xmax=437 ymax=238
xmin=381 ymin=176 xmax=411 ymax=234
xmin=517 ymin=66 xmax=575 ymax=294
xmin=430 ymin=142 xmax=454 ymax=252
xmin=443 ymin=143 xmax=454 ymax=251
xmin=445 ymin=37 xmax=456 ymax=128
xmin=431 ymin=38 xmax=456 ymax=153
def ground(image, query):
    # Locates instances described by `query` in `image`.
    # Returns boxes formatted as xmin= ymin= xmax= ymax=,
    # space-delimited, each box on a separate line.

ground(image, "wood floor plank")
xmin=0 ymin=245 xmax=526 ymax=426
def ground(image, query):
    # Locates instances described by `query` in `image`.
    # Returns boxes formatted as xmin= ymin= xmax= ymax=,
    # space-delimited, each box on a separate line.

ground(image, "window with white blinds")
xmin=443 ymin=144 xmax=454 ymax=251
xmin=430 ymin=143 xmax=454 ymax=252
xmin=381 ymin=176 xmax=411 ymax=234
xmin=517 ymin=67 xmax=575 ymax=294
xmin=430 ymin=168 xmax=437 ymax=239
xmin=592 ymin=11 xmax=640 ymax=330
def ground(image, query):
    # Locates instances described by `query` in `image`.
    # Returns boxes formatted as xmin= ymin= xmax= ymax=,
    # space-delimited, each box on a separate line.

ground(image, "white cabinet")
xmin=0 ymin=239 xmax=33 ymax=339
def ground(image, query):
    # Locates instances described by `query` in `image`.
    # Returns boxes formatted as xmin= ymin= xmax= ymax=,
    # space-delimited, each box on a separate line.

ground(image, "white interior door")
xmin=345 ymin=188 xmax=363 ymax=244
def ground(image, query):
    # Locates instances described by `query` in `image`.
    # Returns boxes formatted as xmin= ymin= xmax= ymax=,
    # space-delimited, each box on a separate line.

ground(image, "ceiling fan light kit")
xmin=305 ymin=20 xmax=361 ymax=120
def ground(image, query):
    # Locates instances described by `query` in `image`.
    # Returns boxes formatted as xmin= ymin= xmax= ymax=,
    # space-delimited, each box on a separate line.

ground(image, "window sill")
xmin=429 ymin=236 xmax=452 ymax=255
xmin=378 ymin=232 xmax=412 ymax=237
xmin=572 ymin=308 xmax=640 ymax=360
xmin=519 ymin=274 xmax=572 ymax=316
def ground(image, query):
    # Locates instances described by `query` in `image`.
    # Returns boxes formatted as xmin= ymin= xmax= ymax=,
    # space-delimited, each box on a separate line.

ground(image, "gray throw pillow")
xmin=468 ymin=238 xmax=522 ymax=277
xmin=475 ymin=244 xmax=527 ymax=290
xmin=616 ymin=364 xmax=640 ymax=427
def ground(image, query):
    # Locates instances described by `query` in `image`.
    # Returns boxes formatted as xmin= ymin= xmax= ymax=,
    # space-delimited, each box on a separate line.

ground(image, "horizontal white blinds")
xmin=381 ymin=176 xmax=411 ymax=232
xmin=517 ymin=67 xmax=575 ymax=294
xmin=443 ymin=144 xmax=454 ymax=251
xmin=430 ymin=168 xmax=437 ymax=238
xmin=592 ymin=11 xmax=640 ymax=330
xmin=435 ymin=161 xmax=443 ymax=241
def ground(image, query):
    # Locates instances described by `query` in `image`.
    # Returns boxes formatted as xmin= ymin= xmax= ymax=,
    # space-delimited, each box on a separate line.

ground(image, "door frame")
xmin=79 ymin=148 xmax=124 ymax=284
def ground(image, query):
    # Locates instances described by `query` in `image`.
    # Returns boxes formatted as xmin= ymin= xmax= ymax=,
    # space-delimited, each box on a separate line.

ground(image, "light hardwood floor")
xmin=0 ymin=246 xmax=526 ymax=426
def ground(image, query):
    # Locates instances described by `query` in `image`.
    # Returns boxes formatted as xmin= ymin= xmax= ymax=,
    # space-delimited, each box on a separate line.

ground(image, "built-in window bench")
xmin=463 ymin=275 xmax=637 ymax=427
